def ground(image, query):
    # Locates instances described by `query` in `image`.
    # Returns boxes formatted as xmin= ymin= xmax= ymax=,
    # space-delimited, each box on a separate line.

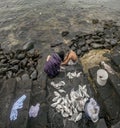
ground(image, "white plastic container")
xmin=97 ymin=69 xmax=108 ymax=86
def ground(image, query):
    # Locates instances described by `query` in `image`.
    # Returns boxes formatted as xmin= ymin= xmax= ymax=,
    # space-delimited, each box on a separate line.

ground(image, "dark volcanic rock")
xmin=6 ymin=71 xmax=13 ymax=78
xmin=76 ymin=49 xmax=82 ymax=56
xmin=21 ymin=73 xmax=30 ymax=80
xmin=91 ymin=43 xmax=104 ymax=49
xmin=0 ymin=67 xmax=8 ymax=75
xmin=78 ymin=41 xmax=85 ymax=47
xmin=17 ymin=53 xmax=25 ymax=60
xmin=9 ymin=65 xmax=19 ymax=73
xmin=10 ymin=59 xmax=20 ymax=65
xmin=110 ymin=39 xmax=117 ymax=46
xmin=23 ymin=41 xmax=34 ymax=51
xmin=30 ymin=70 xmax=37 ymax=80
xmin=61 ymin=31 xmax=69 ymax=37
xmin=51 ymin=41 xmax=63 ymax=47
xmin=96 ymin=119 xmax=107 ymax=128
xmin=81 ymin=46 xmax=89 ymax=52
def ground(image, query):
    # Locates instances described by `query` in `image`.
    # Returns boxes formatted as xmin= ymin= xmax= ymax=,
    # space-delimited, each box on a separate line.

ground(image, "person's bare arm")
xmin=61 ymin=54 xmax=71 ymax=65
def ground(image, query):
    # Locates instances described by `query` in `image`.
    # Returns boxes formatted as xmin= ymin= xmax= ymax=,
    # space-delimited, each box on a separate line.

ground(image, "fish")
xmin=75 ymin=113 xmax=82 ymax=122
xmin=51 ymin=98 xmax=62 ymax=108
xmin=59 ymin=89 xmax=66 ymax=93
xmin=54 ymin=91 xmax=61 ymax=97
xmin=52 ymin=96 xmax=60 ymax=102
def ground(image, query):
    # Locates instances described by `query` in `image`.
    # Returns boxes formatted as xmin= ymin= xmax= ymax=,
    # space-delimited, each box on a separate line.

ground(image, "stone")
xmin=21 ymin=73 xmax=30 ymax=80
xmin=51 ymin=41 xmax=63 ymax=47
xmin=111 ymin=54 xmax=120 ymax=68
xmin=111 ymin=121 xmax=120 ymax=128
xmin=96 ymin=119 xmax=107 ymax=128
xmin=30 ymin=70 xmax=37 ymax=80
xmin=86 ymin=39 xmax=93 ymax=45
xmin=61 ymin=31 xmax=69 ymax=37
xmin=23 ymin=41 xmax=34 ymax=51
xmin=76 ymin=49 xmax=81 ymax=56
xmin=110 ymin=39 xmax=117 ymax=46
xmin=78 ymin=41 xmax=85 ymax=47
xmin=0 ymin=67 xmax=8 ymax=75
xmin=20 ymin=58 xmax=28 ymax=67
xmin=17 ymin=53 xmax=25 ymax=60
xmin=10 ymin=59 xmax=20 ymax=65
xmin=6 ymin=71 xmax=13 ymax=78
xmin=94 ymin=39 xmax=105 ymax=44
xmin=9 ymin=65 xmax=19 ymax=73
xmin=91 ymin=43 xmax=104 ymax=49
xmin=81 ymin=46 xmax=88 ymax=52
xmin=71 ymin=45 xmax=76 ymax=51
xmin=16 ymin=78 xmax=32 ymax=91
xmin=92 ymin=19 xmax=99 ymax=24
xmin=38 ymin=74 xmax=47 ymax=90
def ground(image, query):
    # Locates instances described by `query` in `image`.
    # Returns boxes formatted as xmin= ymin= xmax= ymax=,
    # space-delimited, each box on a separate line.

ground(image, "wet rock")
xmin=17 ymin=53 xmax=25 ymax=60
xmin=9 ymin=65 xmax=19 ymax=73
xmin=0 ymin=51 xmax=4 ymax=55
xmin=0 ymin=55 xmax=6 ymax=60
xmin=9 ymin=52 xmax=15 ymax=59
xmin=110 ymin=39 xmax=117 ymax=46
xmin=1 ymin=59 xmax=8 ymax=63
xmin=78 ymin=41 xmax=85 ymax=47
xmin=61 ymin=31 xmax=69 ymax=37
xmin=81 ymin=46 xmax=89 ymax=52
xmin=71 ymin=45 xmax=76 ymax=51
xmin=85 ymin=35 xmax=90 ymax=40
xmin=20 ymin=58 xmax=28 ymax=67
xmin=48 ymin=108 xmax=64 ymax=128
xmin=92 ymin=35 xmax=101 ymax=40
xmin=6 ymin=71 xmax=12 ymax=78
xmin=51 ymin=41 xmax=63 ymax=47
xmin=38 ymin=73 xmax=47 ymax=90
xmin=103 ymin=43 xmax=112 ymax=49
xmin=111 ymin=121 xmax=120 ymax=128
xmin=30 ymin=70 xmax=37 ymax=80
xmin=0 ymin=68 xmax=8 ymax=75
xmin=95 ymin=39 xmax=105 ymax=44
xmin=16 ymin=76 xmax=21 ymax=82
xmin=86 ymin=39 xmax=94 ymax=45
xmin=21 ymin=73 xmax=30 ymax=80
xmin=10 ymin=59 xmax=20 ymax=65
xmin=68 ymin=41 xmax=74 ymax=48
xmin=92 ymin=19 xmax=99 ymax=24
xmin=91 ymin=43 xmax=104 ymax=49
xmin=76 ymin=49 xmax=82 ymax=56
xmin=105 ymin=38 xmax=110 ymax=43
xmin=97 ymin=119 xmax=107 ymax=128
xmin=23 ymin=41 xmax=34 ymax=51
xmin=0 ymin=63 xmax=8 ymax=68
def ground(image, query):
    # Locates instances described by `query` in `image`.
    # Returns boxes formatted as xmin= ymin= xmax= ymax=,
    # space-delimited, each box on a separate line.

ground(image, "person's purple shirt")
xmin=44 ymin=53 xmax=62 ymax=77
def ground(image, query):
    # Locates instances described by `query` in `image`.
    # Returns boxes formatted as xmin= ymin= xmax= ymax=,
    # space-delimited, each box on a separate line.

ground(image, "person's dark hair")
xmin=57 ymin=51 xmax=65 ymax=61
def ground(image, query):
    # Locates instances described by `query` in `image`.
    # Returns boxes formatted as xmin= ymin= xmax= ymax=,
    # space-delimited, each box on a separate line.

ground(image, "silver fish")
xmin=51 ymin=98 xmax=62 ymax=108
xmin=54 ymin=91 xmax=61 ymax=97
xmin=75 ymin=113 xmax=82 ymax=122
xmin=59 ymin=89 xmax=66 ymax=93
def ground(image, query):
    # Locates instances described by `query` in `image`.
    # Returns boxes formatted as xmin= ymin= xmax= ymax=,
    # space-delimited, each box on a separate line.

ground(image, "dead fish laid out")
xmin=51 ymin=81 xmax=65 ymax=89
xmin=51 ymin=84 xmax=89 ymax=122
xmin=67 ymin=71 xmax=82 ymax=79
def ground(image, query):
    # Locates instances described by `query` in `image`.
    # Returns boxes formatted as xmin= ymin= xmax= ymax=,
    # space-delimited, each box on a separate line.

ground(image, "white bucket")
xmin=97 ymin=69 xmax=108 ymax=86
